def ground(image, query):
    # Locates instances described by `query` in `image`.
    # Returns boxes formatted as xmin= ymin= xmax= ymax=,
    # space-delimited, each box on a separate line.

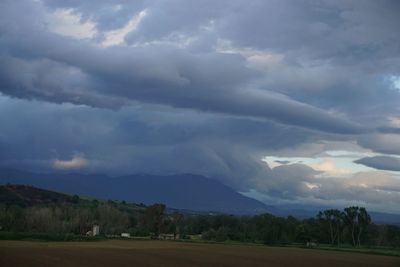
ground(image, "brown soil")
xmin=0 ymin=240 xmax=398 ymax=267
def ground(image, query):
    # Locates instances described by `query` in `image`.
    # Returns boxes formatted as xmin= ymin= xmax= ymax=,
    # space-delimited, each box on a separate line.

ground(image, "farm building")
xmin=87 ymin=225 xmax=100 ymax=236
xmin=92 ymin=225 xmax=100 ymax=236
xmin=121 ymin=233 xmax=131 ymax=238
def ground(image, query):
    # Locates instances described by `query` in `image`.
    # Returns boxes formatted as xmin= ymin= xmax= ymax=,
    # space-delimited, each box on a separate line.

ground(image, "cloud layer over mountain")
xmin=1 ymin=0 xmax=400 ymax=213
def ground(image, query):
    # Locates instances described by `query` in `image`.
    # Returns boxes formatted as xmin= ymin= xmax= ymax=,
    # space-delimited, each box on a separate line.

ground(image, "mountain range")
xmin=0 ymin=169 xmax=269 ymax=215
xmin=1 ymin=168 xmax=399 ymax=223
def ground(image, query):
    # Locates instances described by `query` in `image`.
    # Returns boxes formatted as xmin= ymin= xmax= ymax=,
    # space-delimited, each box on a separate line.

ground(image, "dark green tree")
xmin=142 ymin=204 xmax=166 ymax=237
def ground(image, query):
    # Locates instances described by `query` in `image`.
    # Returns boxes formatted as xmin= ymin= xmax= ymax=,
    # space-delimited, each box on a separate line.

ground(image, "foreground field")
xmin=0 ymin=240 xmax=399 ymax=267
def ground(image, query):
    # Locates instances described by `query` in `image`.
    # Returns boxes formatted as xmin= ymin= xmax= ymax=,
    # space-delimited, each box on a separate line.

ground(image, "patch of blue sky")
xmin=389 ymin=75 xmax=400 ymax=90
xmin=262 ymin=150 xmax=377 ymax=176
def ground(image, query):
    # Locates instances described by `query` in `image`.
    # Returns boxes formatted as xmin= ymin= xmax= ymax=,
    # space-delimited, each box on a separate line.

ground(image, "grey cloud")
xmin=358 ymin=134 xmax=400 ymax=155
xmin=0 ymin=55 xmax=128 ymax=108
xmin=116 ymin=0 xmax=400 ymax=67
xmin=256 ymin=164 xmax=319 ymax=199
xmin=253 ymin=163 xmax=400 ymax=208
xmin=376 ymin=126 xmax=400 ymax=134
xmin=315 ymin=172 xmax=400 ymax=206
xmin=123 ymin=0 xmax=400 ymax=123
xmin=125 ymin=0 xmax=226 ymax=44
xmin=217 ymin=0 xmax=400 ymax=64
xmin=354 ymin=156 xmax=400 ymax=171
xmin=1 ymin=0 xmax=400 ymax=212
xmin=0 ymin=95 xmax=307 ymax=179
xmin=0 ymin=90 xmax=398 ymax=211
xmin=0 ymin=6 xmax=365 ymax=134
xmin=41 ymin=0 xmax=147 ymax=31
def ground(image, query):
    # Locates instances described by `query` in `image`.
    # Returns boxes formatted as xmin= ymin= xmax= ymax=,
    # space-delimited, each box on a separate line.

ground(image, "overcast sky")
xmin=1 ymin=0 xmax=400 ymax=213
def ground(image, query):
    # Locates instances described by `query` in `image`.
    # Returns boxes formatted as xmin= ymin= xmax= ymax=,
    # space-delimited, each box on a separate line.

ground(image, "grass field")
xmin=0 ymin=240 xmax=399 ymax=267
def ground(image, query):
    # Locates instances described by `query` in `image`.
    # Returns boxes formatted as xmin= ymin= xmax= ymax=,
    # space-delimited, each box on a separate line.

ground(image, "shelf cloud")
xmin=1 ymin=0 xmax=400 ymax=213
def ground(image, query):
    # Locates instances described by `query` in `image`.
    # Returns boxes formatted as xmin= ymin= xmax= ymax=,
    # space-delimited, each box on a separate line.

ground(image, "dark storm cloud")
xmin=0 ymin=95 xmax=309 ymax=189
xmin=0 ymin=1 xmax=366 ymax=134
xmin=355 ymin=156 xmax=400 ymax=172
xmin=1 ymin=0 xmax=400 ymax=211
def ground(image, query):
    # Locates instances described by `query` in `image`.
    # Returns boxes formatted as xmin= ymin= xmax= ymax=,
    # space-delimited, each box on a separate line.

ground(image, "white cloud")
xmin=309 ymin=158 xmax=353 ymax=178
xmin=46 ymin=8 xmax=97 ymax=39
xmin=390 ymin=75 xmax=400 ymax=91
xmin=53 ymin=154 xmax=88 ymax=170
xmin=102 ymin=10 xmax=147 ymax=47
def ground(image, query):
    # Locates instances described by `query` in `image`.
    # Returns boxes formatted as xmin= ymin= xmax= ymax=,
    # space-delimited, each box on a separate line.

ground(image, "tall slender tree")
xmin=317 ymin=209 xmax=344 ymax=246
xmin=343 ymin=206 xmax=371 ymax=247
xmin=356 ymin=207 xmax=371 ymax=246
xmin=344 ymin=206 xmax=359 ymax=246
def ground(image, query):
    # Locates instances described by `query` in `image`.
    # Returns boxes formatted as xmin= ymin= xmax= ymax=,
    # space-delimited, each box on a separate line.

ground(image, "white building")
xmin=121 ymin=233 xmax=131 ymax=238
xmin=92 ymin=225 xmax=100 ymax=236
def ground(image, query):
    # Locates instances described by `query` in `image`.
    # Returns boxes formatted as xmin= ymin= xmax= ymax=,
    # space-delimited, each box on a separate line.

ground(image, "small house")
xmin=121 ymin=233 xmax=131 ymax=238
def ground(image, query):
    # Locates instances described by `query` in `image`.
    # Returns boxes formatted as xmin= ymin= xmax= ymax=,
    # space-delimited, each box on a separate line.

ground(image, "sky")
xmin=1 ymin=0 xmax=400 ymax=213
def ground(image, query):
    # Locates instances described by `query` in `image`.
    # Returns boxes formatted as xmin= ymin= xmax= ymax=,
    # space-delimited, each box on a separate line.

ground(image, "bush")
xmin=201 ymin=229 xmax=216 ymax=240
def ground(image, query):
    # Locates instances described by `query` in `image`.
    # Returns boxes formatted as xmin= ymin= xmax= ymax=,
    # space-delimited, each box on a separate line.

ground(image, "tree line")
xmin=178 ymin=206 xmax=393 ymax=247
xmin=1 ymin=198 xmax=399 ymax=247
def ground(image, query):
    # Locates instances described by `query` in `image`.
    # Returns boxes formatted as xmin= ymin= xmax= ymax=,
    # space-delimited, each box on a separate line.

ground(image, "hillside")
xmin=0 ymin=184 xmax=78 ymax=207
xmin=0 ymin=169 xmax=270 ymax=214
